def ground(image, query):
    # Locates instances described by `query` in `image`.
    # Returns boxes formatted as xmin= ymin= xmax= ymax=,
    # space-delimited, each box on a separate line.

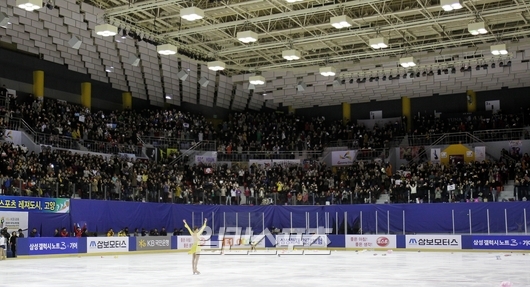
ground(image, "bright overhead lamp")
xmin=157 ymin=44 xmax=178 ymax=55
xmin=249 ymin=75 xmax=265 ymax=85
xmin=282 ymin=49 xmax=301 ymax=61
xmin=237 ymin=31 xmax=258 ymax=43
xmin=330 ymin=15 xmax=352 ymax=29
xmin=369 ymin=37 xmax=388 ymax=49
xmin=207 ymin=61 xmax=226 ymax=71
xmin=440 ymin=0 xmax=462 ymax=11
xmin=490 ymin=44 xmax=508 ymax=55
xmin=285 ymin=0 xmax=303 ymax=3
xmin=180 ymin=7 xmax=204 ymax=21
xmin=468 ymin=22 xmax=488 ymax=35
xmin=105 ymin=66 xmax=114 ymax=73
xmin=16 ymin=0 xmax=42 ymax=11
xmin=399 ymin=57 xmax=416 ymax=68
xmin=319 ymin=66 xmax=336 ymax=77
xmin=95 ymin=24 xmax=118 ymax=37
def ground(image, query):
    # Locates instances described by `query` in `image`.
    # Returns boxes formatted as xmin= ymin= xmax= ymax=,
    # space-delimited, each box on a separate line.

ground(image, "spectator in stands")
xmin=60 ymin=227 xmax=69 ymax=237
xmin=29 ymin=228 xmax=39 ymax=237
xmin=106 ymin=228 xmax=114 ymax=237
xmin=74 ymin=224 xmax=87 ymax=237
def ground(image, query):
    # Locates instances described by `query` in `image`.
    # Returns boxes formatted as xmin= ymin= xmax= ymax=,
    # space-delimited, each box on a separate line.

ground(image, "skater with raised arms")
xmin=183 ymin=218 xmax=207 ymax=275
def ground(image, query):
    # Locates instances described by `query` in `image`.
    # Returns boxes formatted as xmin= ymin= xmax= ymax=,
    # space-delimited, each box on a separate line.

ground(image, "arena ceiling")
xmin=1 ymin=0 xmax=530 ymax=109
xmin=88 ymin=0 xmax=530 ymax=72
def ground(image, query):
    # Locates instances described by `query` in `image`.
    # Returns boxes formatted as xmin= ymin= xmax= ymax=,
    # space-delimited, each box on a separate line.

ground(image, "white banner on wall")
xmin=86 ymin=237 xmax=129 ymax=253
xmin=405 ymin=235 xmax=461 ymax=249
xmin=177 ymin=236 xmax=212 ymax=250
xmin=272 ymin=159 xmax=301 ymax=166
xmin=331 ymin=150 xmax=357 ymax=166
xmin=219 ymin=236 xmax=266 ymax=249
xmin=0 ymin=211 xmax=28 ymax=236
xmin=430 ymin=148 xmax=441 ymax=164
xmin=275 ymin=235 xmax=328 ymax=248
xmin=474 ymin=146 xmax=486 ymax=162
xmin=345 ymin=235 xmax=396 ymax=249
xmin=2 ymin=130 xmax=22 ymax=145
xmin=485 ymin=100 xmax=500 ymax=112
xmin=369 ymin=110 xmax=383 ymax=119
xmin=195 ymin=155 xmax=217 ymax=164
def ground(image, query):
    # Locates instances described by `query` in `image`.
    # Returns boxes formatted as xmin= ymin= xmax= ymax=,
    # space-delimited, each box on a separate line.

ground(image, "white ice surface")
xmin=0 ymin=250 xmax=528 ymax=287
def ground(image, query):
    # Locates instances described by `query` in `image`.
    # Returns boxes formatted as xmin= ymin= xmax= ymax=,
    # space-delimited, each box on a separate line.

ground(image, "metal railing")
xmin=140 ymin=135 xmax=197 ymax=148
xmin=472 ymin=128 xmax=530 ymax=142
xmin=407 ymin=132 xmax=484 ymax=147
xmin=4 ymin=118 xmax=143 ymax=156
xmin=168 ymin=141 xmax=219 ymax=165
xmin=215 ymin=150 xmax=322 ymax=161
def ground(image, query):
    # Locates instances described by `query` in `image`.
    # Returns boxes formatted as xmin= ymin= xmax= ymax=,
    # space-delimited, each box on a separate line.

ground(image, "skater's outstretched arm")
xmin=183 ymin=220 xmax=194 ymax=234
xmin=198 ymin=218 xmax=207 ymax=234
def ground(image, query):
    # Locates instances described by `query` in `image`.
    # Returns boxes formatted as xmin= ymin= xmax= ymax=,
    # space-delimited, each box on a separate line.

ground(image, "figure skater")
xmin=183 ymin=218 xmax=207 ymax=275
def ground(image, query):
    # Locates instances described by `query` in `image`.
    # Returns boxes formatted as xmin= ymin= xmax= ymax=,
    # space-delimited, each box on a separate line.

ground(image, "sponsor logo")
xmin=89 ymin=240 xmax=128 ymax=249
xmin=408 ymin=238 xmax=459 ymax=246
xmin=376 ymin=237 xmax=389 ymax=247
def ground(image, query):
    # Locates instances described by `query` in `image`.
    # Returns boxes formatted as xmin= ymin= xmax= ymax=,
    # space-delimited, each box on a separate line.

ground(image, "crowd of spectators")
xmin=3 ymin=86 xmax=530 ymax=206
xmin=2 ymin=91 xmax=408 ymax=160
xmin=0 ymin=137 xmax=521 ymax=205
xmin=409 ymin=109 xmax=530 ymax=146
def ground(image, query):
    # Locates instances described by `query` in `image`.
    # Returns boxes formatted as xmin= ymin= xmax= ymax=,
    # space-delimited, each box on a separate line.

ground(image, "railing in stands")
xmin=169 ymin=141 xmax=217 ymax=165
xmin=472 ymin=128 xmax=530 ymax=142
xmin=4 ymin=118 xmax=143 ymax=156
xmin=216 ymin=150 xmax=322 ymax=162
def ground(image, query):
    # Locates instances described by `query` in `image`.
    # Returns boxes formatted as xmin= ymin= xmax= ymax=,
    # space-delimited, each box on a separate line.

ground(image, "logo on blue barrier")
xmin=471 ymin=235 xmax=530 ymax=250
xmin=27 ymin=238 xmax=79 ymax=255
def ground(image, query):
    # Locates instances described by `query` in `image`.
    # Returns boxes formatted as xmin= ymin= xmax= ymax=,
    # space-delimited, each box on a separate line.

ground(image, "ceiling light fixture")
xmin=249 ymin=75 xmax=265 ymax=85
xmin=399 ymin=57 xmax=416 ymax=68
xmin=490 ymin=44 xmax=508 ymax=55
xmin=330 ymin=15 xmax=352 ymax=29
xmin=207 ymin=61 xmax=226 ymax=71
xmin=468 ymin=22 xmax=488 ymax=35
xmin=319 ymin=66 xmax=336 ymax=77
xmin=285 ymin=0 xmax=303 ymax=3
xmin=369 ymin=37 xmax=388 ymax=49
xmin=237 ymin=31 xmax=258 ymax=43
xmin=440 ymin=0 xmax=462 ymax=11
xmin=282 ymin=49 xmax=301 ymax=61
xmin=95 ymin=24 xmax=118 ymax=37
xmin=157 ymin=44 xmax=178 ymax=55
xmin=180 ymin=7 xmax=204 ymax=21
xmin=16 ymin=0 xmax=42 ymax=11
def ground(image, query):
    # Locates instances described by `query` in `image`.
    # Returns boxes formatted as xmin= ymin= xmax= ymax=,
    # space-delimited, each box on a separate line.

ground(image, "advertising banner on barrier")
xmin=470 ymin=235 xmax=530 ymax=250
xmin=195 ymin=155 xmax=217 ymax=164
xmin=87 ymin=237 xmax=129 ymax=253
xmin=275 ymin=235 xmax=328 ymax=248
xmin=219 ymin=236 xmax=266 ymax=249
xmin=2 ymin=130 xmax=22 ymax=145
xmin=406 ymin=235 xmax=461 ymax=249
xmin=28 ymin=238 xmax=79 ymax=255
xmin=177 ymin=236 xmax=212 ymax=250
xmin=136 ymin=237 xmax=171 ymax=251
xmin=0 ymin=197 xmax=70 ymax=213
xmin=331 ymin=150 xmax=357 ymax=166
xmin=0 ymin=211 xmax=28 ymax=235
xmin=345 ymin=235 xmax=396 ymax=249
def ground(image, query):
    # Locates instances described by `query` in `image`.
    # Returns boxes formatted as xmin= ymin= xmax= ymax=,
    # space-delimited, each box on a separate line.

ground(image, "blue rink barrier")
xmin=18 ymin=238 xmax=84 ymax=255
xmin=16 ymin=234 xmax=530 ymax=256
xmin=461 ymin=235 xmax=530 ymax=250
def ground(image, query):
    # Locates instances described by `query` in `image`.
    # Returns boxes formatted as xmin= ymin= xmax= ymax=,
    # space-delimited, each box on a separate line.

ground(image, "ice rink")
xmin=0 ymin=250 xmax=527 ymax=287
